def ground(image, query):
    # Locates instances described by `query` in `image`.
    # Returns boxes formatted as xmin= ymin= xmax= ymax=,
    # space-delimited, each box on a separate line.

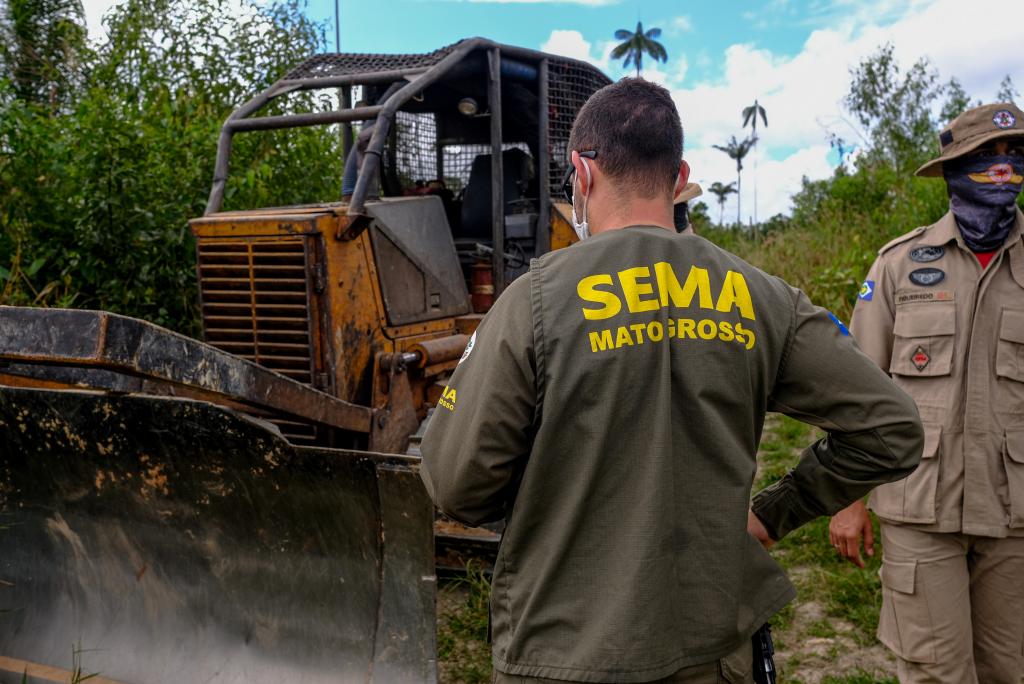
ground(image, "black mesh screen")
xmin=547 ymin=60 xmax=612 ymax=196
xmin=384 ymin=111 xmax=438 ymax=188
xmin=283 ymin=44 xmax=457 ymax=80
xmin=442 ymin=142 xmax=532 ymax=194
xmin=284 ymin=42 xmax=611 ymax=200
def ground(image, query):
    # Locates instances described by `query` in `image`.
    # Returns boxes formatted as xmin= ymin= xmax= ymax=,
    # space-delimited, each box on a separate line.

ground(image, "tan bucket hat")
xmin=674 ymin=182 xmax=703 ymax=204
xmin=916 ymin=102 xmax=1024 ymax=177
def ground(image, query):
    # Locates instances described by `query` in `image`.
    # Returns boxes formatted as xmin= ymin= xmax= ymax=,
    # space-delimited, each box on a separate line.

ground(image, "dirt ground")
xmin=774 ymin=568 xmax=896 ymax=683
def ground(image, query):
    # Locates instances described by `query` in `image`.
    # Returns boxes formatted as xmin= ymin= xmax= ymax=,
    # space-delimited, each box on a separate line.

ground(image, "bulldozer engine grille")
xmin=197 ymin=237 xmax=321 ymax=444
xmin=547 ymin=61 xmax=612 ymax=195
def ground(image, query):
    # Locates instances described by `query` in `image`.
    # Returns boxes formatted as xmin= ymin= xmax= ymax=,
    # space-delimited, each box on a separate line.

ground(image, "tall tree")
xmin=611 ymin=22 xmax=667 ymax=77
xmin=707 ymin=181 xmax=736 ymax=227
xmin=712 ymin=135 xmax=757 ymax=227
xmin=741 ymin=98 xmax=767 ymax=223
xmin=845 ymin=44 xmax=943 ymax=173
xmin=996 ymin=75 xmax=1019 ymax=104
xmin=939 ymin=77 xmax=973 ymax=124
xmin=0 ymin=0 xmax=87 ymax=111
xmin=0 ymin=0 xmax=339 ymax=334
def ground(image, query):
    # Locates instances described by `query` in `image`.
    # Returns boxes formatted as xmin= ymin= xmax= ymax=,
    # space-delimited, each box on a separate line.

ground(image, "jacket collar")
xmin=921 ymin=207 xmax=1024 ymax=254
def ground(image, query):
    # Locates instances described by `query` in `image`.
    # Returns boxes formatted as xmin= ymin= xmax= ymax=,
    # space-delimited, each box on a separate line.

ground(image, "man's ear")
xmin=673 ymin=160 xmax=691 ymax=200
xmin=571 ymin=150 xmax=592 ymax=198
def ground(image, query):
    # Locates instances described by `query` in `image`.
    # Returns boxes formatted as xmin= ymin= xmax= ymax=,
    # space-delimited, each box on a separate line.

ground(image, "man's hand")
xmin=747 ymin=509 xmax=775 ymax=550
xmin=829 ymin=500 xmax=875 ymax=568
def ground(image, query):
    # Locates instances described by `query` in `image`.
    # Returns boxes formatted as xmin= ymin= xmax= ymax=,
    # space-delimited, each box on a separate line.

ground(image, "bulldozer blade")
xmin=0 ymin=386 xmax=436 ymax=684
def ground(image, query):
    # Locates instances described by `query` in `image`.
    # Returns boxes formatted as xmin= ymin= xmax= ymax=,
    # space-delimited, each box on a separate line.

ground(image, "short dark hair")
xmin=568 ymin=78 xmax=683 ymax=199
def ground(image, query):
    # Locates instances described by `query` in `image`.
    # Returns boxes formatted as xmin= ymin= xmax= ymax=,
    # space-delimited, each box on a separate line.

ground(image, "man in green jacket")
xmin=420 ymin=78 xmax=924 ymax=684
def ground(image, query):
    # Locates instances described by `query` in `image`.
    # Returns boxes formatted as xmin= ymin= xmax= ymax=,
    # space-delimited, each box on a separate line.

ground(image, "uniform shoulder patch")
xmin=858 ymin=280 xmax=875 ymax=301
xmin=458 ymin=331 xmax=476 ymax=365
xmin=878 ymin=226 xmax=927 ymax=256
xmin=909 ymin=245 xmax=945 ymax=263
xmin=828 ymin=311 xmax=850 ymax=336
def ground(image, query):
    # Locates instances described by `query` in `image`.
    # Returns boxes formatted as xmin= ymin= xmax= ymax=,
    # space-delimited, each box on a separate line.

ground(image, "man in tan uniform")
xmin=829 ymin=102 xmax=1024 ymax=683
xmin=421 ymin=78 xmax=923 ymax=683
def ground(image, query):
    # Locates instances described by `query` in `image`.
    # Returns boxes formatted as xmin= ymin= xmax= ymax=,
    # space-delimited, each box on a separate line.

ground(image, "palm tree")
xmin=611 ymin=22 xmax=667 ymax=77
xmin=712 ymin=135 xmax=757 ymax=227
xmin=742 ymin=99 xmax=768 ymax=223
xmin=707 ymin=182 xmax=737 ymax=227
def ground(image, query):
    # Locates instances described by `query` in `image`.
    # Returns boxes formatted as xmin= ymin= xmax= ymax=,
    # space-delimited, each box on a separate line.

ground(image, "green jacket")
xmin=420 ymin=226 xmax=923 ymax=683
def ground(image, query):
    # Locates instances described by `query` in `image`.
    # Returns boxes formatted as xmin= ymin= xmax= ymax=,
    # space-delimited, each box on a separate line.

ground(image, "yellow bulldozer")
xmin=0 ymin=39 xmax=610 ymax=683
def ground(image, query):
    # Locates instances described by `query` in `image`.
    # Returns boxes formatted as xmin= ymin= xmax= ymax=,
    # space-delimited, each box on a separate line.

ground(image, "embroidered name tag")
xmin=896 ymin=290 xmax=955 ymax=305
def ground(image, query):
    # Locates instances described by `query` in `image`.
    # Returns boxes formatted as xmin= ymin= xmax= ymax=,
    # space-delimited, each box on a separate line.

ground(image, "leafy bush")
xmin=0 ymin=0 xmax=342 ymax=334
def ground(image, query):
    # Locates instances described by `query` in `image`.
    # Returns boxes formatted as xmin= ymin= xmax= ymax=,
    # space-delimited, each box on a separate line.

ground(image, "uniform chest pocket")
xmin=889 ymin=305 xmax=956 ymax=377
xmin=996 ymin=310 xmax=1024 ymax=384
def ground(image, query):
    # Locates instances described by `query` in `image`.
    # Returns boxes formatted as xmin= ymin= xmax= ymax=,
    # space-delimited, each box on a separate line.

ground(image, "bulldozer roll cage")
xmin=204 ymin=37 xmax=610 ymax=295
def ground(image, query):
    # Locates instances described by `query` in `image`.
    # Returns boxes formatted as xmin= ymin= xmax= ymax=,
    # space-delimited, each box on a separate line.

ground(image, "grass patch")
xmin=757 ymin=415 xmax=888 ymax=648
xmin=821 ymin=672 xmax=897 ymax=684
xmin=437 ymin=563 xmax=492 ymax=684
xmin=70 ymin=642 xmax=100 ymax=683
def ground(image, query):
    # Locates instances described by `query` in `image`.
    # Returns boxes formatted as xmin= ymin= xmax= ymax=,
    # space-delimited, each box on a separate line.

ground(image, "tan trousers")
xmin=878 ymin=523 xmax=1024 ymax=684
xmin=491 ymin=638 xmax=753 ymax=684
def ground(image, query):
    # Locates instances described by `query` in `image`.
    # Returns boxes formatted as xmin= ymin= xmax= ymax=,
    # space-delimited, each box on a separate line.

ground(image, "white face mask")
xmin=571 ymin=158 xmax=592 ymax=241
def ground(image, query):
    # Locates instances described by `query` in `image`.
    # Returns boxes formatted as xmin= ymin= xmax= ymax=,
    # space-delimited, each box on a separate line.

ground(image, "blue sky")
xmin=83 ymin=0 xmax=1024 ymax=222
xmin=314 ymin=1 xmax=812 ymax=84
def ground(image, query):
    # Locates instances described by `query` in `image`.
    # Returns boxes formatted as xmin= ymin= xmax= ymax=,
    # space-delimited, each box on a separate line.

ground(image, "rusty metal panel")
xmin=0 ymin=386 xmax=436 ymax=684
xmin=0 ymin=306 xmax=371 ymax=435
xmin=366 ymin=197 xmax=470 ymax=327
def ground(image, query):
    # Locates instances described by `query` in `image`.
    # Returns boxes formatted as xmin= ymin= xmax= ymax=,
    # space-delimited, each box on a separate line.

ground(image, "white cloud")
xmin=669 ymin=16 xmax=693 ymax=34
xmin=540 ymin=30 xmax=600 ymax=64
xmin=81 ymin=0 xmax=124 ymax=39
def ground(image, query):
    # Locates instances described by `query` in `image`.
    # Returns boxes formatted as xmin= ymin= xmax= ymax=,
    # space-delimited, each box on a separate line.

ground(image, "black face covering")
xmin=944 ymin=154 xmax=1024 ymax=252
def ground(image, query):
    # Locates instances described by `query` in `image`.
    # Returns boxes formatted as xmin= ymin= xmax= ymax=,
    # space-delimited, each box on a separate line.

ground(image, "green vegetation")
xmin=822 ymin=674 xmax=897 ymax=684
xmin=756 ymin=417 xmax=885 ymax=643
xmin=70 ymin=641 xmax=99 ymax=683
xmin=741 ymin=98 xmax=768 ymax=224
xmin=712 ymin=135 xmax=758 ymax=228
xmin=437 ymin=563 xmax=492 ymax=684
xmin=0 ymin=0 xmax=342 ymax=335
xmin=707 ymin=181 xmax=737 ymax=227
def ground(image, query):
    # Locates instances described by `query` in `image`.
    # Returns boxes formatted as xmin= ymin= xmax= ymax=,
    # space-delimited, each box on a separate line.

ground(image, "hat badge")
xmin=993 ymin=110 xmax=1016 ymax=129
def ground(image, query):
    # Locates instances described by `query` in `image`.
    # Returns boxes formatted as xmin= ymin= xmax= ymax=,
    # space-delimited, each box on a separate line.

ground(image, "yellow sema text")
xmin=439 ymin=385 xmax=457 ymax=411
xmin=577 ymin=262 xmax=757 ymax=353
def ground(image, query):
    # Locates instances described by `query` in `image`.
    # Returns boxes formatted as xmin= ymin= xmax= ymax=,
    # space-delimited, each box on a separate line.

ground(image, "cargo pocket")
xmin=889 ymin=305 xmax=955 ymax=378
xmin=996 ymin=310 xmax=1024 ymax=383
xmin=717 ymin=638 xmax=753 ymax=684
xmin=871 ymin=424 xmax=941 ymax=523
xmin=877 ymin=559 xmax=936 ymax=664
xmin=1003 ymin=429 xmax=1024 ymax=528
